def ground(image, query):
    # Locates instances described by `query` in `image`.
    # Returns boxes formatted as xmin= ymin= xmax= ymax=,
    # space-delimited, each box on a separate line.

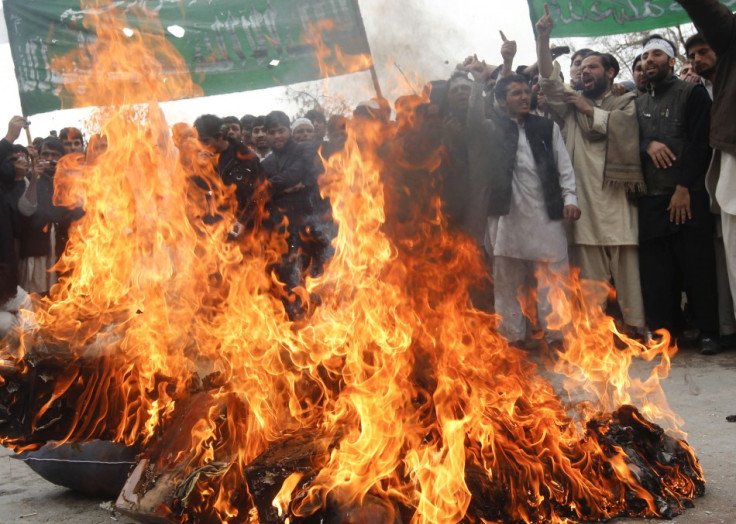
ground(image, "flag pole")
xmin=350 ymin=0 xmax=383 ymax=99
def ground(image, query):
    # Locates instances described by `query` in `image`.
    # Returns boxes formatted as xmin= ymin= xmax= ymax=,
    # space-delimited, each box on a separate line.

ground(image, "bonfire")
xmin=0 ymin=2 xmax=703 ymax=523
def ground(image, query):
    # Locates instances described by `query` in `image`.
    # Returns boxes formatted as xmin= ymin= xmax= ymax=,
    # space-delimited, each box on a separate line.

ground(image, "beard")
xmin=647 ymin=60 xmax=671 ymax=84
xmin=583 ymin=75 xmax=608 ymax=98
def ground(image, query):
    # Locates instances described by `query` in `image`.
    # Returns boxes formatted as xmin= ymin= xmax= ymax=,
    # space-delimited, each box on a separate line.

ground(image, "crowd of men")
xmin=1 ymin=0 xmax=735 ymax=356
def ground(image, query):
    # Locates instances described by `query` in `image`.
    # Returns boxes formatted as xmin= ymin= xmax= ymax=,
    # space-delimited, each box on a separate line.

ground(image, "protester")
xmin=250 ymin=115 xmax=271 ymax=161
xmin=304 ymin=109 xmax=327 ymax=142
xmin=193 ymin=114 xmax=266 ymax=235
xmin=16 ymin=136 xmax=84 ymax=294
xmin=222 ymin=116 xmax=242 ymax=142
xmin=466 ymin=58 xmax=580 ymax=346
xmin=536 ymin=8 xmax=647 ymax=339
xmin=681 ymin=33 xmax=736 ymax=349
xmin=679 ymin=60 xmax=697 ymax=81
xmin=291 ymin=117 xmax=315 ymax=143
xmin=632 ymin=55 xmax=648 ymax=96
xmin=59 ymin=127 xmax=85 ymax=155
xmin=261 ymin=110 xmax=328 ymax=319
xmin=240 ymin=114 xmax=256 ymax=147
xmin=677 ymin=1 xmax=736 ymax=350
xmin=569 ymin=47 xmax=593 ymax=90
xmin=684 ymin=34 xmax=717 ymax=97
xmin=0 ymin=117 xmax=29 ymax=309
xmin=321 ymin=115 xmax=349 ymax=160
xmin=682 ymin=33 xmax=736 ymax=346
xmin=381 ymin=100 xmax=445 ymax=245
xmin=636 ymin=34 xmax=720 ymax=354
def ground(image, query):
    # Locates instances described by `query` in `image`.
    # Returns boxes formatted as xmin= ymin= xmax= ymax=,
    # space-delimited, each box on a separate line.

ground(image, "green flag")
xmin=3 ymin=0 xmax=373 ymax=116
xmin=527 ymin=0 xmax=736 ymax=38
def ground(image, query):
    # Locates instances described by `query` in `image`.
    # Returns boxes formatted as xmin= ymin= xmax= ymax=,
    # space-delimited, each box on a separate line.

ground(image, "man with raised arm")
xmin=676 ymin=0 xmax=736 ymax=342
xmin=466 ymin=56 xmax=580 ymax=347
xmin=535 ymin=4 xmax=647 ymax=338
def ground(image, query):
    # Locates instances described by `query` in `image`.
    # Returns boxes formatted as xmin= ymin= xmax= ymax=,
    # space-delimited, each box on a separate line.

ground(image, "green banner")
xmin=528 ymin=0 xmax=736 ymax=38
xmin=3 ymin=0 xmax=372 ymax=116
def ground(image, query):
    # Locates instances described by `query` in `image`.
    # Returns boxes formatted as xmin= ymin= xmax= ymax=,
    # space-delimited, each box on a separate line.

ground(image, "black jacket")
xmin=217 ymin=138 xmax=266 ymax=223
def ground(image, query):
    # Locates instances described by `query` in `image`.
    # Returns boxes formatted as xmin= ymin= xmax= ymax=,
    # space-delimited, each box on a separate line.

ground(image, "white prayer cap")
xmin=291 ymin=118 xmax=314 ymax=132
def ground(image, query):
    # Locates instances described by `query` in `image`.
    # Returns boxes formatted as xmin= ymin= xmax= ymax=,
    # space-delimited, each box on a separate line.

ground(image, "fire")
xmin=0 ymin=1 xmax=703 ymax=523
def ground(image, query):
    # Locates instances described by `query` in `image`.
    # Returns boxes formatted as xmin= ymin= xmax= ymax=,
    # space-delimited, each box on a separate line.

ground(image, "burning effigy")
xmin=0 ymin=2 xmax=704 ymax=523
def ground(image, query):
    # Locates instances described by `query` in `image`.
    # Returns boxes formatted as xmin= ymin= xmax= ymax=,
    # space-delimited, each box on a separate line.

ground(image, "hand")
xmin=457 ymin=55 xmax=475 ymax=73
xmin=535 ymin=3 xmax=554 ymax=40
xmin=32 ymin=160 xmax=46 ymax=178
xmin=563 ymin=204 xmax=581 ymax=222
xmin=681 ymin=71 xmax=701 ymax=84
xmin=563 ymin=91 xmax=593 ymax=116
xmin=464 ymin=54 xmax=490 ymax=83
xmin=26 ymin=145 xmax=38 ymax=163
xmin=500 ymin=31 xmax=517 ymax=63
xmin=611 ymin=83 xmax=627 ymax=96
xmin=283 ymin=182 xmax=305 ymax=193
xmin=668 ymin=185 xmax=691 ymax=224
xmin=5 ymin=115 xmax=28 ymax=144
xmin=646 ymin=140 xmax=677 ymax=169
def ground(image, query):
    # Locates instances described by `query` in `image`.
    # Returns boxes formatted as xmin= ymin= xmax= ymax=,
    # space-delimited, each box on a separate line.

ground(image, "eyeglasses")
xmin=9 ymin=154 xmax=28 ymax=162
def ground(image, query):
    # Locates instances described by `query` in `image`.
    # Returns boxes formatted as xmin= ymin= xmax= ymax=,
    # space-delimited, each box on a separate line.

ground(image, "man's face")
xmin=447 ymin=82 xmax=471 ymax=114
xmin=679 ymin=62 xmax=693 ymax=78
xmin=633 ymin=60 xmax=647 ymax=92
xmin=570 ymin=53 xmax=586 ymax=85
xmin=687 ymin=42 xmax=717 ymax=78
xmin=40 ymin=146 xmax=62 ymax=174
xmin=581 ymin=56 xmax=612 ymax=98
xmin=642 ymin=48 xmax=675 ymax=84
xmin=252 ymin=125 xmax=268 ymax=149
xmin=292 ymin=124 xmax=314 ymax=143
xmin=63 ymin=137 xmax=84 ymax=154
xmin=241 ymin=127 xmax=253 ymax=146
xmin=328 ymin=120 xmax=348 ymax=143
xmin=224 ymin=123 xmax=241 ymax=140
xmin=198 ymin=135 xmax=228 ymax=154
xmin=311 ymin=120 xmax=326 ymax=141
xmin=7 ymin=152 xmax=29 ymax=179
xmin=500 ymin=82 xmax=531 ymax=120
xmin=267 ymin=125 xmax=290 ymax=151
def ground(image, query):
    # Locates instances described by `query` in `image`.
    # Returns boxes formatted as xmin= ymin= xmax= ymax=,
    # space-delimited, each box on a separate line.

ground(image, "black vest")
xmin=637 ymin=74 xmax=700 ymax=195
xmin=488 ymin=113 xmax=564 ymax=219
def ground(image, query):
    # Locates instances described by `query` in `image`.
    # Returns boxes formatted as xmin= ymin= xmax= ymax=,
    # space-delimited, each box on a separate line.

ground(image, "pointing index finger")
xmin=544 ymin=3 xmax=550 ymax=16
xmin=500 ymin=30 xmax=508 ymax=42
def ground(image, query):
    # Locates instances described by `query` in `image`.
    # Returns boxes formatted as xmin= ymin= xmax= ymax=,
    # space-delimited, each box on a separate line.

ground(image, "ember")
xmin=0 ymin=2 xmax=705 ymax=523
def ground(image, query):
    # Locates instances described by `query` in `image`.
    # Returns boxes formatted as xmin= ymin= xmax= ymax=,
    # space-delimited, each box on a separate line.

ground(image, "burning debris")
xmin=0 ymin=2 xmax=705 ymax=524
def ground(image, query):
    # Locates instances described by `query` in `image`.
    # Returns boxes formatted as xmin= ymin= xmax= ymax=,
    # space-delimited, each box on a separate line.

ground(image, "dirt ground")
xmin=0 ymin=345 xmax=734 ymax=524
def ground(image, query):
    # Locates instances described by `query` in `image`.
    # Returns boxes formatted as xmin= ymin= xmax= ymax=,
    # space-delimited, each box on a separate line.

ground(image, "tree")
xmin=281 ymin=83 xmax=354 ymax=121
xmin=555 ymin=23 xmax=696 ymax=82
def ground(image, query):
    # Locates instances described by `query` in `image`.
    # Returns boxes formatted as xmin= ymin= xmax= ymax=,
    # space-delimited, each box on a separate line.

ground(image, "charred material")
xmin=0 ymin=349 xmax=195 ymax=449
xmin=116 ymin=391 xmax=251 ymax=523
xmin=587 ymin=404 xmax=705 ymax=519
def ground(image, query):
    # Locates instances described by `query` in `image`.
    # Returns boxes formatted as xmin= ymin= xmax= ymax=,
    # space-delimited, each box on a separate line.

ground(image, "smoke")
xmin=359 ymin=0 xmax=470 ymax=99
xmin=358 ymin=0 xmax=538 ymax=102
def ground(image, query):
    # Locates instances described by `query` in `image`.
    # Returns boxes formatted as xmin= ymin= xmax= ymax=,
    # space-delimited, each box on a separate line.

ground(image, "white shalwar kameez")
xmin=485 ymin=121 xmax=577 ymax=343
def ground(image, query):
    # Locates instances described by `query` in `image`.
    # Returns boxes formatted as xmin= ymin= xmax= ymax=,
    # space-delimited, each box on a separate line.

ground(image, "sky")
xmin=0 ymin=0 xmax=577 ymax=138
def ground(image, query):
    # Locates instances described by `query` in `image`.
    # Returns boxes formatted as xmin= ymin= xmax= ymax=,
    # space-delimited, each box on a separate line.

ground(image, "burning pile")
xmin=0 ymin=2 xmax=703 ymax=523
